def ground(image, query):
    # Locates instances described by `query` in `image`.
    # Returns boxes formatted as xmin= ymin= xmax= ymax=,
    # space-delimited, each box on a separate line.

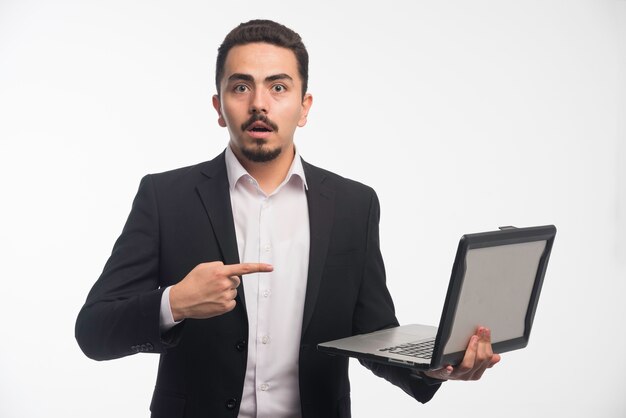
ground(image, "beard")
xmin=238 ymin=113 xmax=281 ymax=162
xmin=240 ymin=139 xmax=282 ymax=163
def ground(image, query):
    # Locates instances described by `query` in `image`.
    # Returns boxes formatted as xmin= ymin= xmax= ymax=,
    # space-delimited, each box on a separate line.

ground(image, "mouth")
xmin=248 ymin=121 xmax=273 ymax=132
xmin=245 ymin=120 xmax=275 ymax=139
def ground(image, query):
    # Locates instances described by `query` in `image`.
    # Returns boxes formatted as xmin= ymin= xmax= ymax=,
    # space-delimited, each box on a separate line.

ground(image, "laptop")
xmin=317 ymin=225 xmax=556 ymax=371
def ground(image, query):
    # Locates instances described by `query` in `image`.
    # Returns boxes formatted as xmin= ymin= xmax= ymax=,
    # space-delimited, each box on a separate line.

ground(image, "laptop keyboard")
xmin=378 ymin=338 xmax=435 ymax=359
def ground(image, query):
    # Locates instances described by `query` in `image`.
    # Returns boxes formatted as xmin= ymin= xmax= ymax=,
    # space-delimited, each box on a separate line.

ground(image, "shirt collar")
xmin=225 ymin=145 xmax=308 ymax=193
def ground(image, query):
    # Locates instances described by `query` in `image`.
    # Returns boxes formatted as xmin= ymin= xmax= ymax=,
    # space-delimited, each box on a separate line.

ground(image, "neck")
xmin=231 ymin=143 xmax=296 ymax=195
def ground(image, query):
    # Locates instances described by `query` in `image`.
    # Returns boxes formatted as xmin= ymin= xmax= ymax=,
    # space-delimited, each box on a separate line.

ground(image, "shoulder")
xmin=301 ymin=159 xmax=381 ymax=219
xmin=130 ymin=152 xmax=227 ymax=208
xmin=302 ymin=158 xmax=376 ymax=199
xmin=142 ymin=152 xmax=226 ymax=188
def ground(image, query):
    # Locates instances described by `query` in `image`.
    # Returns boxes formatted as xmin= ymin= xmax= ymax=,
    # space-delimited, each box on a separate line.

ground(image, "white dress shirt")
xmin=160 ymin=145 xmax=310 ymax=418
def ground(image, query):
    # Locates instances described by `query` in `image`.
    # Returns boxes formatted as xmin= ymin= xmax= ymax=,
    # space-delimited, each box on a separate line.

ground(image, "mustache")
xmin=241 ymin=113 xmax=279 ymax=132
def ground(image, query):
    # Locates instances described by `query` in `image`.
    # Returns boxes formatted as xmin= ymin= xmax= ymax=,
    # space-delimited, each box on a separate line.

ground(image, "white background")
xmin=1 ymin=0 xmax=625 ymax=417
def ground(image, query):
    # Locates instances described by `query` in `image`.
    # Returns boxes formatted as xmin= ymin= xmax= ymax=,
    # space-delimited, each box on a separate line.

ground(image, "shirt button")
xmin=260 ymin=383 xmax=269 ymax=391
xmin=225 ymin=398 xmax=237 ymax=409
xmin=264 ymin=244 xmax=271 ymax=252
xmin=263 ymin=289 xmax=270 ymax=298
xmin=261 ymin=335 xmax=269 ymax=344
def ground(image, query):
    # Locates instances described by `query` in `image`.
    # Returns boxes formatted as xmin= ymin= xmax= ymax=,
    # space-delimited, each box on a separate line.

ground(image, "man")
xmin=76 ymin=19 xmax=499 ymax=418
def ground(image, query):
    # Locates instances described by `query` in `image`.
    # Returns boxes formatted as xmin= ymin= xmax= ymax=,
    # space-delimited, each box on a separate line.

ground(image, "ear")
xmin=212 ymin=94 xmax=227 ymax=127
xmin=297 ymin=93 xmax=313 ymax=127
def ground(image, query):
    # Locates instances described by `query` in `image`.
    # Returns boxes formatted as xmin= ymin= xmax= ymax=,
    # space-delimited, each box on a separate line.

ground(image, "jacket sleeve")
xmin=75 ymin=175 xmax=182 ymax=361
xmin=354 ymin=190 xmax=441 ymax=403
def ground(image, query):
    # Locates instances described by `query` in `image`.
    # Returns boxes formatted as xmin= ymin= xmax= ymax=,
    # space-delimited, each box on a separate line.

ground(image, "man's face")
xmin=213 ymin=42 xmax=312 ymax=163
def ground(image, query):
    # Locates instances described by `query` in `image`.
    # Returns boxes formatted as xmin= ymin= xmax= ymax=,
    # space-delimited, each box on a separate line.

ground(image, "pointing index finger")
xmin=222 ymin=263 xmax=274 ymax=277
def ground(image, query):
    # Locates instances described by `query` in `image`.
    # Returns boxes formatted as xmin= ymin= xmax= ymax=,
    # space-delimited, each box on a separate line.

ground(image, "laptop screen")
xmin=443 ymin=240 xmax=548 ymax=355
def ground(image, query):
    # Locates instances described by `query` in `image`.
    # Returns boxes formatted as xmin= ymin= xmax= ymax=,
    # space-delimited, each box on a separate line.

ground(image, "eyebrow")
xmin=265 ymin=73 xmax=293 ymax=83
xmin=228 ymin=73 xmax=254 ymax=83
xmin=227 ymin=73 xmax=294 ymax=84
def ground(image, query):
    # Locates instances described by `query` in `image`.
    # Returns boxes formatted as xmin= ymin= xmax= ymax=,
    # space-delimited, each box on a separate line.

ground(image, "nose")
xmin=249 ymin=88 xmax=269 ymax=114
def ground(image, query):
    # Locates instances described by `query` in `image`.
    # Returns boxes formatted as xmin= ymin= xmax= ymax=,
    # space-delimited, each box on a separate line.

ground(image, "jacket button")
xmin=225 ymin=398 xmax=237 ymax=409
xmin=235 ymin=340 xmax=247 ymax=351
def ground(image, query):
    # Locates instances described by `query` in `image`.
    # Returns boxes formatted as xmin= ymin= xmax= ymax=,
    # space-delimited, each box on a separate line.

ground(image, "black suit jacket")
xmin=75 ymin=152 xmax=439 ymax=417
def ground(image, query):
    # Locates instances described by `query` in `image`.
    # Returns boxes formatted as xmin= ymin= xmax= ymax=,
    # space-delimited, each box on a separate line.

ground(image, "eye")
xmin=233 ymin=84 xmax=249 ymax=93
xmin=271 ymin=84 xmax=286 ymax=93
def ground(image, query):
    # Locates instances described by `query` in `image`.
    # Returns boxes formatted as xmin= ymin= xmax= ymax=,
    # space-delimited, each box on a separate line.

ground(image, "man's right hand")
xmin=169 ymin=261 xmax=273 ymax=321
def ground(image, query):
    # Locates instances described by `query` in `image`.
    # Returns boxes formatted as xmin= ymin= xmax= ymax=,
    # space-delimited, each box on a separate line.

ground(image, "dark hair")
xmin=215 ymin=19 xmax=309 ymax=97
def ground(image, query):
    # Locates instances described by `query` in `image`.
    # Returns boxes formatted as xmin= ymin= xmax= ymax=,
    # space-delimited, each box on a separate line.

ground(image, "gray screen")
xmin=443 ymin=240 xmax=547 ymax=355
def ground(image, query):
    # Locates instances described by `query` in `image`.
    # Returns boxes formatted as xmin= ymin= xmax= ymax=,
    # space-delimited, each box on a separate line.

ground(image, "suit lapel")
xmin=194 ymin=154 xmax=335 ymax=330
xmin=196 ymin=152 xmax=246 ymax=308
xmin=301 ymin=160 xmax=335 ymax=337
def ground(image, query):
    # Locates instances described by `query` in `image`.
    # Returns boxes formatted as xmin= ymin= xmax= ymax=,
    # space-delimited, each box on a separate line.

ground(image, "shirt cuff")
xmin=160 ymin=286 xmax=183 ymax=333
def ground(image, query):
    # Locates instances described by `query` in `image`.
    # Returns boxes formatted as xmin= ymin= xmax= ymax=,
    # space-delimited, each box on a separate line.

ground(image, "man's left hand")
xmin=423 ymin=326 xmax=501 ymax=381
